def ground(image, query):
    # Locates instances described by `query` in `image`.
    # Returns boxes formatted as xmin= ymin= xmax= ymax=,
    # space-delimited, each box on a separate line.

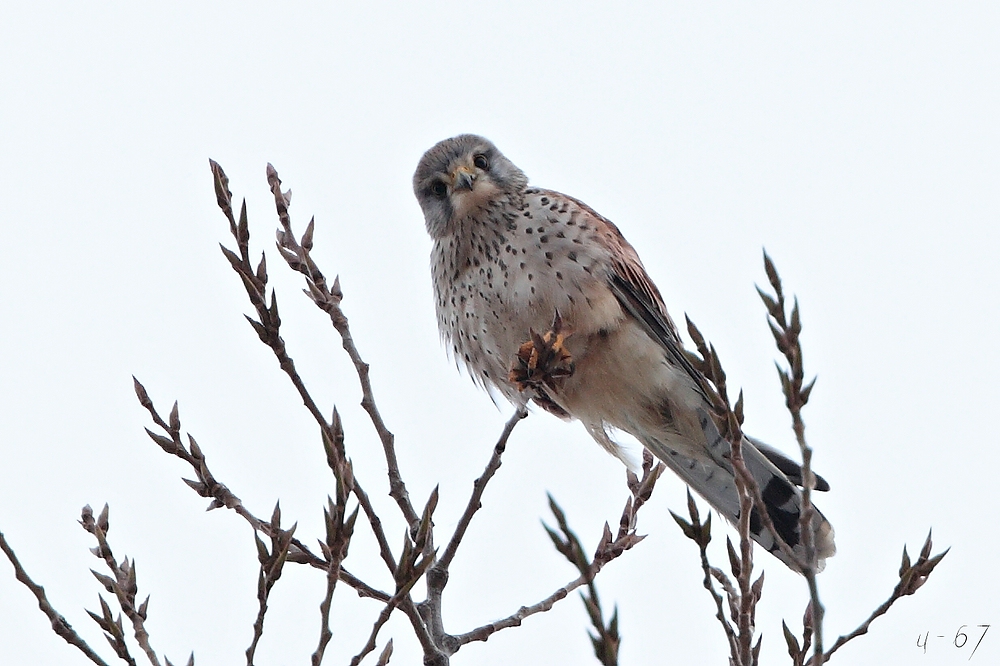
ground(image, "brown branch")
xmin=756 ymin=253 xmax=949 ymax=665
xmin=263 ymin=163 xmax=419 ymax=531
xmin=438 ymin=408 xmax=526 ymax=572
xmin=399 ymin=596 xmax=448 ymax=666
xmin=676 ymin=254 xmax=828 ymax=665
xmin=701 ymin=564 xmax=740 ymax=652
xmin=349 ymin=590 xmax=410 ymax=666
xmin=79 ymin=505 xmax=161 ymax=666
xmin=453 ymin=575 xmax=586 ymax=646
xmin=368 ymin=406 xmax=521 ymax=663
xmin=684 ymin=318 xmax=809 ymax=573
xmin=343 ymin=486 xmax=438 ymax=662
xmin=312 ymin=560 xmax=338 ymax=665
xmin=375 ymin=639 xmax=393 ymax=666
xmin=209 ymin=162 xmax=438 ymax=661
xmin=704 ymin=561 xmax=740 ymax=656
xmin=311 ymin=411 xmax=361 ymax=666
xmin=522 ymin=457 xmax=661 ymax=663
xmin=450 ymin=457 xmax=658 ymax=652
xmin=672 ymin=491 xmax=744 ymax=664
xmin=263 ymin=163 xmax=538 ymax=663
xmin=352 ymin=482 xmax=400 ymax=577
xmin=820 ymin=595 xmax=901 ymax=662
xmin=86 ymin=591 xmax=139 ymax=666
xmin=246 ymin=504 xmax=296 ymax=666
xmin=211 ymin=163 xmax=416 ymax=555
xmin=340 ymin=571 xmax=391 ymax=602
xmin=452 ymin=546 xmax=624 ymax=649
xmin=0 ymin=530 xmax=113 ymax=666
xmin=818 ymin=531 xmax=948 ymax=664
xmin=133 ymin=378 xmax=390 ymax=603
xmin=758 ymin=251 xmax=824 ymax=656
xmin=682 ymin=318 xmax=794 ymax=666
xmin=350 ymin=605 xmax=396 ymax=666
xmin=312 ymin=485 xmax=360 ymax=666
xmin=728 ymin=417 xmax=757 ymax=666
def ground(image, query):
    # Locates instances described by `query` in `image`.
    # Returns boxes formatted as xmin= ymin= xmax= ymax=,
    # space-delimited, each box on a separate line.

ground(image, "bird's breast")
xmin=431 ymin=192 xmax=626 ymax=399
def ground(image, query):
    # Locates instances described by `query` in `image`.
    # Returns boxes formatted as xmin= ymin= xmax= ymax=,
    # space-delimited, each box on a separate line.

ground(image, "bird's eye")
xmin=430 ymin=181 xmax=447 ymax=197
xmin=473 ymin=154 xmax=489 ymax=170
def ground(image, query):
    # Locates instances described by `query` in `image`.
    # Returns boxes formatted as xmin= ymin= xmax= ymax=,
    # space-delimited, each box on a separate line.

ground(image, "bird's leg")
xmin=508 ymin=311 xmax=575 ymax=416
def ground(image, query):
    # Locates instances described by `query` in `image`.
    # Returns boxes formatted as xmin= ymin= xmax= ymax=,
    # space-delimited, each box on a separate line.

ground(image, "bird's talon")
xmin=508 ymin=324 xmax=575 ymax=392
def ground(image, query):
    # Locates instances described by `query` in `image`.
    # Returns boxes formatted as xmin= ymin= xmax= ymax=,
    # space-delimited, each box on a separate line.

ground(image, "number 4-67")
xmin=917 ymin=625 xmax=990 ymax=659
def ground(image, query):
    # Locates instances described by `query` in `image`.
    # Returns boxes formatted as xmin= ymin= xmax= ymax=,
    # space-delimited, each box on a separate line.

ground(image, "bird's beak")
xmin=451 ymin=165 xmax=477 ymax=191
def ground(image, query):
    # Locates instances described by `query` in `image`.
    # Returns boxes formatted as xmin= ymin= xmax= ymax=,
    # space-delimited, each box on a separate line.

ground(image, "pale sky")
xmin=1 ymin=2 xmax=998 ymax=665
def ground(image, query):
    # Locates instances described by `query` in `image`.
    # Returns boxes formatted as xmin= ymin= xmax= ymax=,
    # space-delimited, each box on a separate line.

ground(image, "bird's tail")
xmin=641 ymin=430 xmax=836 ymax=572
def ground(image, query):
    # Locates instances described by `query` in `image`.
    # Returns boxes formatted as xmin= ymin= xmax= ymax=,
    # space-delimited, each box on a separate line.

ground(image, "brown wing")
xmin=561 ymin=195 xmax=712 ymax=402
xmin=553 ymin=194 xmax=676 ymax=327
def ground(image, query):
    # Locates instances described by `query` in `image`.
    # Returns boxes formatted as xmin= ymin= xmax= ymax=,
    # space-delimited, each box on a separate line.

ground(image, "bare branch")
xmin=451 ymin=569 xmax=592 ymax=646
xmin=453 ymin=554 xmax=619 ymax=649
xmin=349 ymin=591 xmax=409 ymax=666
xmin=264 ymin=163 xmax=419 ymax=531
xmin=0 ymin=530 xmax=113 ymax=666
xmin=79 ymin=505 xmax=162 ymax=666
xmin=210 ymin=162 xmax=438 ymax=661
xmin=375 ymin=639 xmax=393 ymax=666
xmin=134 ymin=379 xmax=389 ymax=603
xmin=729 ymin=419 xmax=758 ymax=666
xmin=246 ymin=505 xmax=296 ymax=665
xmin=758 ymin=250 xmax=824 ymax=656
xmin=437 ymin=408 xmax=527 ymax=572
xmin=311 ymin=496 xmax=359 ymax=666
xmin=671 ymin=490 xmax=741 ymax=659
xmin=819 ymin=531 xmax=948 ymax=663
xmin=522 ymin=457 xmax=662 ymax=664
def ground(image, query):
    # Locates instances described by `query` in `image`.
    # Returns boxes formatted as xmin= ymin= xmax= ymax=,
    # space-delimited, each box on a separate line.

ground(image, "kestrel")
xmin=413 ymin=134 xmax=835 ymax=569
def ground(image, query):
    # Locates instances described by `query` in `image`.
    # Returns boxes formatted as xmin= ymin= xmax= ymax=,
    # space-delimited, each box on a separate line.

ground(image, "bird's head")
xmin=413 ymin=134 xmax=528 ymax=239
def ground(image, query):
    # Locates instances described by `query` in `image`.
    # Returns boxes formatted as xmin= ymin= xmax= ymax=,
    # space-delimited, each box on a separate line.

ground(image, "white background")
xmin=1 ymin=2 xmax=997 ymax=665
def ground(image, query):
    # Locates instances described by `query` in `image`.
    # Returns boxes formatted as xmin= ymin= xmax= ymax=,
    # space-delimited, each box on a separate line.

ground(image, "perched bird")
xmin=413 ymin=134 xmax=835 ymax=570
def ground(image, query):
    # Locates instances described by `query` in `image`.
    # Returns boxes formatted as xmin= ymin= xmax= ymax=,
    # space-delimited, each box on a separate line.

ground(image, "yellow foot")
xmin=508 ymin=311 xmax=575 ymax=400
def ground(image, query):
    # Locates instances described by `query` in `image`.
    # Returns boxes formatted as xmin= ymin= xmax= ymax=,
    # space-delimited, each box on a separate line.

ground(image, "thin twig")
xmin=213 ymin=162 xmax=411 ymax=556
xmin=263 ymin=163 xmax=419 ymax=531
xmin=673 ymin=488 xmax=747 ymax=664
xmin=452 ymin=568 xmax=595 ymax=646
xmin=352 ymin=483 xmax=400 ymax=576
xmin=452 ymin=464 xmax=656 ymax=650
xmin=821 ymin=596 xmax=900 ymax=662
xmin=349 ymin=590 xmax=410 ymax=666
xmin=246 ymin=504 xmax=296 ymax=666
xmin=79 ymin=505 xmax=161 ymax=666
xmin=819 ymin=531 xmax=948 ymax=663
xmin=683 ymin=322 xmax=764 ymax=665
xmin=684 ymin=318 xmax=809 ymax=573
xmin=312 ymin=487 xmax=359 ymax=666
xmin=526 ymin=460 xmax=660 ymax=662
xmin=670 ymin=490 xmax=739 ymax=656
xmin=398 ymin=596 xmax=448 ymax=666
xmin=438 ymin=408 xmax=527 ymax=572
xmin=730 ymin=430 xmax=756 ymax=666
xmin=758 ymin=250 xmax=824 ymax=656
xmin=452 ymin=545 xmax=627 ymax=649
xmin=312 ymin=565 xmax=338 ymax=666
xmin=702 ymin=560 xmax=740 ymax=656
xmin=375 ymin=639 xmax=393 ymax=666
xmin=210 ymin=162 xmax=439 ymax=660
xmin=415 ymin=407 xmax=526 ymax=655
xmin=134 ymin=379 xmax=390 ymax=603
xmin=311 ymin=413 xmax=360 ymax=666
xmin=0 ymin=530 xmax=113 ymax=666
